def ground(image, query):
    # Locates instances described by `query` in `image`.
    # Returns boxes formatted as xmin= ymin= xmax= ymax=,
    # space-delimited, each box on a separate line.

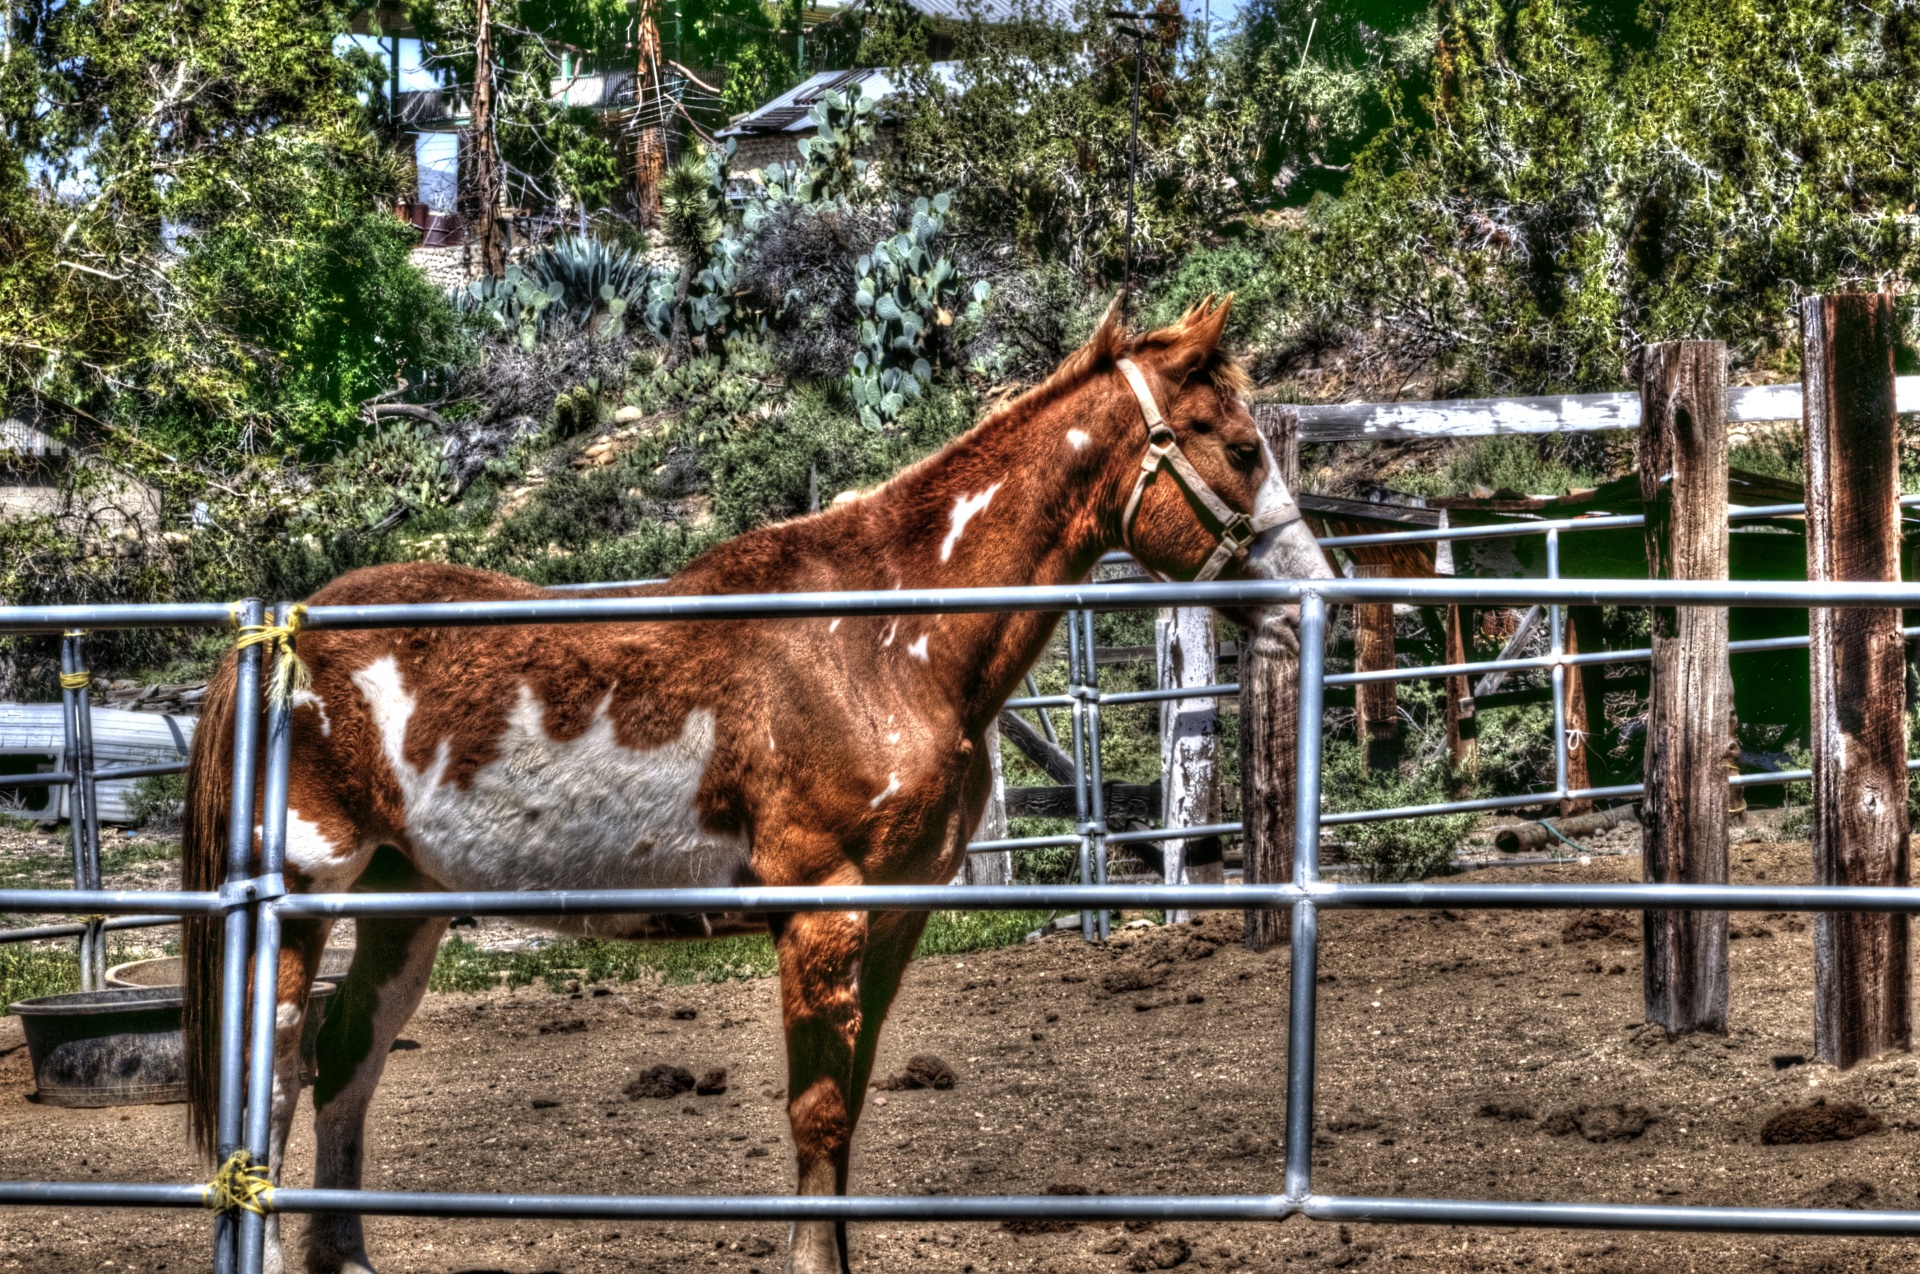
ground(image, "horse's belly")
xmin=357 ymin=659 xmax=751 ymax=898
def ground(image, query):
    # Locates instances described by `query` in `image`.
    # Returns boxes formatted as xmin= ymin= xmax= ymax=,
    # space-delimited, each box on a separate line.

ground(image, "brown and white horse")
xmin=181 ymin=296 xmax=1333 ymax=1274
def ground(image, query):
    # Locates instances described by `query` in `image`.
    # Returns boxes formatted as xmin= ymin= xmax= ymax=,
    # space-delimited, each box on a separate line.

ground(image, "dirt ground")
xmin=5 ymin=827 xmax=1920 ymax=1273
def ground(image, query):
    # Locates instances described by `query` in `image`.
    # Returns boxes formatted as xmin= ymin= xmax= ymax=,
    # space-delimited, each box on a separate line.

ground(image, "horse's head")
xmin=1082 ymin=295 xmax=1334 ymax=632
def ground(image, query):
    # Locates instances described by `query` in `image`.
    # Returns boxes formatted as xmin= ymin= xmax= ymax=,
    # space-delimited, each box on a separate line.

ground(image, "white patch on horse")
xmin=1066 ymin=429 xmax=1090 ymax=451
xmin=938 ymin=482 xmax=1003 ymax=562
xmin=350 ymin=657 xmax=748 ymax=912
xmin=870 ymin=772 xmax=901 ymax=808
xmin=293 ymin=688 xmax=332 ymax=737
xmin=906 ymin=633 xmax=930 ymax=662
xmin=829 ymin=618 xmax=842 ymax=633
xmin=887 ymin=731 xmax=901 ymax=745
xmin=882 ymin=619 xmax=899 ymax=647
xmin=284 ymin=807 xmax=349 ymax=871
xmin=768 ymin=729 xmax=777 ymax=753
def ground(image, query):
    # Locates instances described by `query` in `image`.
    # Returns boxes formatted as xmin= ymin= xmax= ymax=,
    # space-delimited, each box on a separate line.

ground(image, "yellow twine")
xmin=58 ymin=670 xmax=91 ymax=690
xmin=202 ymin=1149 xmax=275 ymax=1216
xmin=233 ymin=604 xmax=310 ymax=708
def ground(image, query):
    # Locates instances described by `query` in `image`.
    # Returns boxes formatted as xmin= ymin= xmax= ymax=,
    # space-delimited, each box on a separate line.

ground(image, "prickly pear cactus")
xmin=848 ymin=193 xmax=989 ymax=430
xmin=757 ymin=89 xmax=876 ymax=213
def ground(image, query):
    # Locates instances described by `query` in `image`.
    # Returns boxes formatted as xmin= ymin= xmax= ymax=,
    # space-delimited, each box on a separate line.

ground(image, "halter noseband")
xmin=1114 ymin=357 xmax=1301 ymax=582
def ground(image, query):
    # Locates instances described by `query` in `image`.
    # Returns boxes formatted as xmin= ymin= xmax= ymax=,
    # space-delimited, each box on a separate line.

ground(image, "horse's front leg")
xmin=775 ymin=907 xmax=868 ymax=1274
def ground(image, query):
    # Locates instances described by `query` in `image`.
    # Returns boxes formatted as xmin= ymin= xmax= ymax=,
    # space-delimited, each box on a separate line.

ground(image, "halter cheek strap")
xmin=1115 ymin=358 xmax=1301 ymax=582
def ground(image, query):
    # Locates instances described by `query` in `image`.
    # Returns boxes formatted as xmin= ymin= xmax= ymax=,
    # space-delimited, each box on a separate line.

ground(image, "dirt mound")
xmin=1760 ymin=1099 xmax=1884 ymax=1145
xmin=1561 ymin=911 xmax=1637 ymax=944
xmin=1001 ymin=1183 xmax=1089 ymax=1234
xmin=1797 ymin=1178 xmax=1880 ymax=1209
xmin=1541 ymin=1104 xmax=1656 ymax=1142
xmin=695 ymin=1067 xmax=728 ymax=1096
xmin=876 ymin=1053 xmax=956 ymax=1091
xmin=624 ymin=1064 xmax=696 ymax=1100
xmin=1128 ymin=1234 xmax=1193 ymax=1269
xmin=1101 ymin=962 xmax=1170 ymax=994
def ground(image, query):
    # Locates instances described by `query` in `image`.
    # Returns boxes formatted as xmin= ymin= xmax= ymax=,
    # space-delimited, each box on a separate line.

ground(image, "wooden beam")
xmin=1005 ymin=782 xmax=1161 ymax=821
xmin=1159 ymin=608 xmax=1223 ymax=924
xmin=1803 ymin=292 xmax=1911 ymax=1070
xmin=1243 ymin=407 xmax=1300 ymax=951
xmin=1258 ymin=376 xmax=1920 ymax=443
xmin=1639 ymin=340 xmax=1732 ymax=1038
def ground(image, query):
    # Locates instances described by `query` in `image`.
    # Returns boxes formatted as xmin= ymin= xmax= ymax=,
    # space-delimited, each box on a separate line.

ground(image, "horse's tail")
xmin=183 ymin=652 xmax=241 ymax=1162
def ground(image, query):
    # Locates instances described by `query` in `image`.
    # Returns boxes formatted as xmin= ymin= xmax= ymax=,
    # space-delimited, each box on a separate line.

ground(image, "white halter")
xmin=1114 ymin=358 xmax=1301 ymax=582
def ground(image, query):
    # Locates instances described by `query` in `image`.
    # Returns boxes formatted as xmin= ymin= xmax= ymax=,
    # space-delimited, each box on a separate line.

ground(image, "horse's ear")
xmin=1152 ymin=294 xmax=1233 ymax=388
xmin=1089 ymin=293 xmax=1129 ymax=365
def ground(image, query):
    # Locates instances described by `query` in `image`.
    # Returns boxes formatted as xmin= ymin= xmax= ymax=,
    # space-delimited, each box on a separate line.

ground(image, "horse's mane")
xmin=844 ymin=296 xmax=1246 ymax=505
xmin=986 ymin=294 xmax=1250 ymax=428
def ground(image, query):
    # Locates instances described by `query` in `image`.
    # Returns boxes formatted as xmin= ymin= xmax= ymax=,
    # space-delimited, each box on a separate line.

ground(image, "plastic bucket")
xmin=8 ymin=987 xmax=188 ymax=1107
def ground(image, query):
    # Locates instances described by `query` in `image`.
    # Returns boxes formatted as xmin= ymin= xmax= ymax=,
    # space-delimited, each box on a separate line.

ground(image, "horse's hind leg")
xmin=263 ymin=919 xmax=331 ymax=1274
xmin=303 ymin=906 xmax=448 ymax=1274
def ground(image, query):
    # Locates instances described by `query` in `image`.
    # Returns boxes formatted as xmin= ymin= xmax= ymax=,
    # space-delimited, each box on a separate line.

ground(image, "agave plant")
xmin=452 ymin=236 xmax=658 ymax=349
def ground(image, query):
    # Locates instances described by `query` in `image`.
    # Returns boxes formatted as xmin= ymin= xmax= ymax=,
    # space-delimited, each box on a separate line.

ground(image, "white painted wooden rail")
xmin=1264 ymin=375 xmax=1920 ymax=442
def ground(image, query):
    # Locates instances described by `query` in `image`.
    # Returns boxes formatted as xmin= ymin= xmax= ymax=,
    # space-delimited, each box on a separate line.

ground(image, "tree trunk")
xmin=1802 ymin=292 xmax=1911 ymax=1070
xmin=471 ymin=0 xmax=503 ymax=277
xmin=1638 ymin=340 xmax=1732 ymax=1038
xmin=632 ymin=0 xmax=666 ymax=222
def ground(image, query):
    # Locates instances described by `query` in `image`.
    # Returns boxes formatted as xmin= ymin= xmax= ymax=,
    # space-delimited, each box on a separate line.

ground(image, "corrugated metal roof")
xmin=0 ymin=703 xmax=195 ymax=824
xmin=0 ymin=418 xmax=66 ymax=458
xmin=720 ymin=63 xmax=968 ymax=138
xmin=720 ymin=69 xmax=877 ymax=137
xmin=808 ymin=0 xmax=1077 ymax=26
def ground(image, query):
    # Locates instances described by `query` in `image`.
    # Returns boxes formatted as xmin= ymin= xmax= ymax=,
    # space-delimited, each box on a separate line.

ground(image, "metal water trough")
xmin=9 ymin=987 xmax=189 ymax=1107
xmin=11 ymin=951 xmax=349 ymax=1107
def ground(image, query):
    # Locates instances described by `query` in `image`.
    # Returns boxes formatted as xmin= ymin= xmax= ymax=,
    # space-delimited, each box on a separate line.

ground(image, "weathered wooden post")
xmin=1444 ymin=606 xmax=1477 ymax=775
xmin=1354 ymin=574 xmax=1400 ymax=771
xmin=1559 ymin=611 xmax=1594 ymax=816
xmin=963 ymin=719 xmax=1013 ymax=886
xmin=1158 ymin=608 xmax=1222 ymax=923
xmin=1639 ymin=340 xmax=1732 ymax=1037
xmin=1243 ymin=407 xmax=1301 ymax=951
xmin=1802 ymin=292 xmax=1911 ymax=1069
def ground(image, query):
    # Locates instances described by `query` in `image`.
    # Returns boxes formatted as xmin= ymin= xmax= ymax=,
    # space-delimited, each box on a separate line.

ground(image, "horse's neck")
xmin=839 ymin=382 xmax=1134 ymax=732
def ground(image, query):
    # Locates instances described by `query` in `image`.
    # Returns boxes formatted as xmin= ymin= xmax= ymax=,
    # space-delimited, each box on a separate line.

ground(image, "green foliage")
xmin=1320 ymin=738 xmax=1475 ymax=881
xmin=849 ymin=195 xmax=990 ymax=429
xmin=427 ymin=908 xmax=1041 ymax=994
xmin=0 ymin=945 xmax=83 ymax=1013
xmin=125 ymin=774 xmax=187 ymax=830
xmin=429 ymin=933 xmax=777 ymax=992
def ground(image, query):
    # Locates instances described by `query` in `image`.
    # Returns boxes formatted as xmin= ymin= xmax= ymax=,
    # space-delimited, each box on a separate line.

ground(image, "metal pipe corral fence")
xmin=6 ymin=573 xmax=1920 ymax=1266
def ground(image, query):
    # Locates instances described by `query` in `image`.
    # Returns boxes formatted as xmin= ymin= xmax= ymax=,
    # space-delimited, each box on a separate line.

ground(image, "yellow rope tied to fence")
xmin=202 ymin=1149 xmax=275 ymax=1216
xmin=58 ymin=670 xmax=91 ymax=690
xmin=231 ymin=603 xmax=311 ymax=707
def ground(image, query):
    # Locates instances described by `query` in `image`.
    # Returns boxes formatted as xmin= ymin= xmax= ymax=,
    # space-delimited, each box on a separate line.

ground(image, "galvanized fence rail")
xmin=5 ymin=576 xmax=1920 ymax=1270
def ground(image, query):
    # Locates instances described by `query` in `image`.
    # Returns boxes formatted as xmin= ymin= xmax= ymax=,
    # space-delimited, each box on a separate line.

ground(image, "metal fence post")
xmin=1067 ymin=612 xmax=1097 ymax=941
xmin=238 ymin=604 xmax=297 ymax=1274
xmin=1081 ymin=609 xmax=1112 ymax=941
xmin=213 ymin=599 xmax=264 ymax=1274
xmin=1283 ymin=593 xmax=1327 ymax=1203
xmin=58 ymin=632 xmax=104 ymax=990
